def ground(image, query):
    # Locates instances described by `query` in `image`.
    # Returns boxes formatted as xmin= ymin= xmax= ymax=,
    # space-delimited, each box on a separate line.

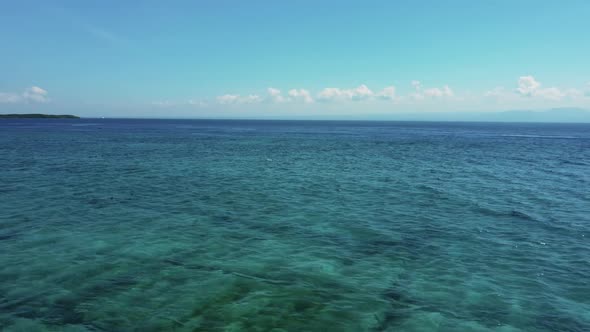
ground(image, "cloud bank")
xmin=484 ymin=76 xmax=583 ymax=104
xmin=149 ymin=75 xmax=589 ymax=112
xmin=0 ymin=86 xmax=50 ymax=104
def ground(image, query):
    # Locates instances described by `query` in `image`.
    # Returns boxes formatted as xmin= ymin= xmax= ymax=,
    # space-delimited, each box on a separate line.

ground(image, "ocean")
xmin=1 ymin=119 xmax=589 ymax=331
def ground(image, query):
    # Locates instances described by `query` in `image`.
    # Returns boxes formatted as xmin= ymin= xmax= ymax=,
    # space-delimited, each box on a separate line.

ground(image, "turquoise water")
xmin=1 ymin=119 xmax=589 ymax=331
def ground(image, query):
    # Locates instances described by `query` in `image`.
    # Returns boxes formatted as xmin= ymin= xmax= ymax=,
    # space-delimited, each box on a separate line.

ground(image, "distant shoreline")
xmin=0 ymin=114 xmax=80 ymax=119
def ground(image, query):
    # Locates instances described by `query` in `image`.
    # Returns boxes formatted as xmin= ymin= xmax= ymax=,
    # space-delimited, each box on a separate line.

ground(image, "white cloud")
xmin=151 ymin=100 xmax=176 ymax=107
xmin=536 ymin=87 xmax=565 ymax=101
xmin=317 ymin=85 xmax=374 ymax=101
xmin=29 ymin=86 xmax=47 ymax=95
xmin=216 ymin=94 xmax=262 ymax=105
xmin=484 ymin=87 xmax=507 ymax=98
xmin=423 ymin=85 xmax=454 ymax=98
xmin=408 ymin=81 xmax=454 ymax=100
xmin=443 ymin=85 xmax=454 ymax=97
xmin=376 ymin=86 xmax=396 ymax=100
xmin=202 ymin=88 xmax=316 ymax=106
xmin=216 ymin=94 xmax=240 ymax=104
xmin=352 ymin=84 xmax=374 ymax=100
xmin=317 ymin=88 xmax=343 ymax=101
xmin=267 ymin=88 xmax=281 ymax=97
xmin=423 ymin=88 xmax=442 ymax=97
xmin=515 ymin=75 xmax=567 ymax=100
xmin=152 ymin=99 xmax=208 ymax=108
xmin=516 ymin=76 xmax=541 ymax=96
xmin=315 ymin=85 xmax=397 ymax=102
xmin=563 ymin=88 xmax=583 ymax=99
xmin=287 ymin=89 xmax=314 ymax=103
xmin=252 ymin=88 xmax=316 ymax=104
xmin=0 ymin=93 xmax=21 ymax=104
xmin=242 ymin=94 xmax=262 ymax=103
xmin=267 ymin=87 xmax=289 ymax=103
xmin=0 ymin=86 xmax=49 ymax=104
xmin=188 ymin=100 xmax=208 ymax=107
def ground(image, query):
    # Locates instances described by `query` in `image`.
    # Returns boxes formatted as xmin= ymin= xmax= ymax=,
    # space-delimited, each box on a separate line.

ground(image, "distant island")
xmin=0 ymin=114 xmax=80 ymax=119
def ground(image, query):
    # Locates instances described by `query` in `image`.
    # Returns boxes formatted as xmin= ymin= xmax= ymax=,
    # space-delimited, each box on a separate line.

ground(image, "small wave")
xmin=0 ymin=233 xmax=18 ymax=241
xmin=174 ymin=125 xmax=199 ymax=129
xmin=560 ymin=160 xmax=588 ymax=166
xmin=510 ymin=210 xmax=537 ymax=221
xmin=71 ymin=123 xmax=102 ymax=127
xmin=499 ymin=134 xmax=578 ymax=139
xmin=474 ymin=205 xmax=539 ymax=222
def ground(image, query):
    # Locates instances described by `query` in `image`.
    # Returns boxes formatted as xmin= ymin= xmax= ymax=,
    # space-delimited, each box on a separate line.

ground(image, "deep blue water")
xmin=1 ymin=119 xmax=589 ymax=331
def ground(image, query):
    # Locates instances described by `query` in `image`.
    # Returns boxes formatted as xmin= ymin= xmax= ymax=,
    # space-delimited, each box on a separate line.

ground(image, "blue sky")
xmin=1 ymin=0 xmax=590 ymax=118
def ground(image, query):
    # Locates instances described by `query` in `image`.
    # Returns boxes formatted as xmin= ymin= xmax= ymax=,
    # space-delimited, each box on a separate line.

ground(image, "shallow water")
xmin=1 ymin=119 xmax=589 ymax=331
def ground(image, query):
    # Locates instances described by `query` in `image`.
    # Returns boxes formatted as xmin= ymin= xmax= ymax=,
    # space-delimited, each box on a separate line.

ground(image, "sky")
xmin=1 ymin=0 xmax=590 ymax=119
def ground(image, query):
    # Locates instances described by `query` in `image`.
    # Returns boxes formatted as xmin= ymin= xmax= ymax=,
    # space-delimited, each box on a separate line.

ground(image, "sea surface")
xmin=0 ymin=119 xmax=589 ymax=332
